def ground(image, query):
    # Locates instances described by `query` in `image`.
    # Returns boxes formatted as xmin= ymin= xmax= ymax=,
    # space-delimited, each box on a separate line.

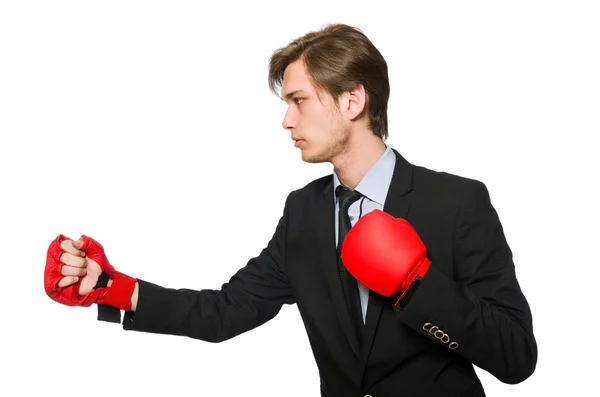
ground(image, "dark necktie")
xmin=336 ymin=185 xmax=365 ymax=345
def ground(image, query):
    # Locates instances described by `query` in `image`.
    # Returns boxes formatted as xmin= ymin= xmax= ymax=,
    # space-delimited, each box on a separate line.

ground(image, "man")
xmin=44 ymin=23 xmax=537 ymax=396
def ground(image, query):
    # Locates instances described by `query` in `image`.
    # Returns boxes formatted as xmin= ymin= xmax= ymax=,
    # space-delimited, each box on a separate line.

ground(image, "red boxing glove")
xmin=44 ymin=234 xmax=137 ymax=311
xmin=341 ymin=210 xmax=430 ymax=297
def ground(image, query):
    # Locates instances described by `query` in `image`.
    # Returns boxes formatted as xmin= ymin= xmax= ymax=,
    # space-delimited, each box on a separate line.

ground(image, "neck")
xmin=332 ymin=130 xmax=386 ymax=189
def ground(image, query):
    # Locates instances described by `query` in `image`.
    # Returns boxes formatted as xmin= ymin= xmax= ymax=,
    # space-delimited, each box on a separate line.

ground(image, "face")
xmin=281 ymin=60 xmax=350 ymax=164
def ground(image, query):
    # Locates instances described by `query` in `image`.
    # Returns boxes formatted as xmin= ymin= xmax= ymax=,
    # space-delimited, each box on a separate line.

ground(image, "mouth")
xmin=293 ymin=138 xmax=305 ymax=148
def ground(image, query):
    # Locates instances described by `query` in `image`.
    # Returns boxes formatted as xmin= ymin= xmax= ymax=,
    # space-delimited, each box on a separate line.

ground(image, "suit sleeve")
xmin=395 ymin=179 xmax=537 ymax=384
xmin=120 ymin=195 xmax=295 ymax=343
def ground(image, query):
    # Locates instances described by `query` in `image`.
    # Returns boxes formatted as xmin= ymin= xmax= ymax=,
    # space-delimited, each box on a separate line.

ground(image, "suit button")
xmin=434 ymin=330 xmax=445 ymax=339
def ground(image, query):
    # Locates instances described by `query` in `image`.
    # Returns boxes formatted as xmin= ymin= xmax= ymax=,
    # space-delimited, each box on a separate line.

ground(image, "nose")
xmin=282 ymin=107 xmax=296 ymax=131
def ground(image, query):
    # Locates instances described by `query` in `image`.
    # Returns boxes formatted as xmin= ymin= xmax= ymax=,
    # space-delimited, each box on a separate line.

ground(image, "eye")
xmin=293 ymin=98 xmax=304 ymax=105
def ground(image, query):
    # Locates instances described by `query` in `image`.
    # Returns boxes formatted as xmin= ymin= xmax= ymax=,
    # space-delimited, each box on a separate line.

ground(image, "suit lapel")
xmin=315 ymin=179 xmax=363 ymax=360
xmin=360 ymin=149 xmax=415 ymax=373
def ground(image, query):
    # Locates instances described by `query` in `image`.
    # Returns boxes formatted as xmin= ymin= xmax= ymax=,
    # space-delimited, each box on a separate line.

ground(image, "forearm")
xmin=122 ymin=278 xmax=288 ymax=342
xmin=396 ymin=264 xmax=537 ymax=384
xmin=105 ymin=201 xmax=293 ymax=340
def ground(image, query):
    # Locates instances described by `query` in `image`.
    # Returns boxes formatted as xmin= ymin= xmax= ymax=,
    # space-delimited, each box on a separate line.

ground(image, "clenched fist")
xmin=44 ymin=234 xmax=137 ymax=311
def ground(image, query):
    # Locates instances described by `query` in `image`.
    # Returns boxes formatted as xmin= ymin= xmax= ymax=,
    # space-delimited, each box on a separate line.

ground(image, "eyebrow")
xmin=281 ymin=89 xmax=307 ymax=101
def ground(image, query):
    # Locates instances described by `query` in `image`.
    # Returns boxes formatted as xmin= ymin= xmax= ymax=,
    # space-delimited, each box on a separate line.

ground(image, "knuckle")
xmin=60 ymin=265 xmax=70 ymax=276
xmin=60 ymin=240 xmax=73 ymax=252
xmin=61 ymin=253 xmax=85 ymax=267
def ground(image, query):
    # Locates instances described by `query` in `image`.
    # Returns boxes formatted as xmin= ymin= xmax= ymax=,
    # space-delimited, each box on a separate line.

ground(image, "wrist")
xmin=109 ymin=278 xmax=138 ymax=312
xmin=130 ymin=281 xmax=139 ymax=312
xmin=106 ymin=271 xmax=137 ymax=311
xmin=394 ymin=276 xmax=422 ymax=311
xmin=94 ymin=271 xmax=137 ymax=311
xmin=400 ymin=258 xmax=431 ymax=293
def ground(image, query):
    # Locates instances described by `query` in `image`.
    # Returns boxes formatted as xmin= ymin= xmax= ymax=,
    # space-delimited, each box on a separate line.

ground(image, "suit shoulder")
xmin=288 ymin=174 xmax=330 ymax=197
xmin=274 ymin=175 xmax=330 ymax=237
xmin=281 ymin=174 xmax=331 ymax=212
xmin=408 ymin=164 xmax=494 ymax=226
xmin=413 ymin=164 xmax=487 ymax=194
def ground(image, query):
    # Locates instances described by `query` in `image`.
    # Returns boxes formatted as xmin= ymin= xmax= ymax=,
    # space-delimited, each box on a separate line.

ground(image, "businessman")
xmin=44 ymin=23 xmax=537 ymax=396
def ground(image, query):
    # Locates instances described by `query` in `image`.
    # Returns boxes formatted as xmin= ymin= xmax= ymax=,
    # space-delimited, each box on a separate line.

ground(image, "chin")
xmin=302 ymin=151 xmax=331 ymax=164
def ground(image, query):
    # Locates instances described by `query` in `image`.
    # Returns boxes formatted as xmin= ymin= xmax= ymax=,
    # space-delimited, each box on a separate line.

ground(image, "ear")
xmin=341 ymin=84 xmax=367 ymax=121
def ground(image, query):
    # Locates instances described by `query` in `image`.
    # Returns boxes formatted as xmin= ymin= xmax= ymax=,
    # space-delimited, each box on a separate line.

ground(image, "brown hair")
xmin=268 ymin=23 xmax=390 ymax=140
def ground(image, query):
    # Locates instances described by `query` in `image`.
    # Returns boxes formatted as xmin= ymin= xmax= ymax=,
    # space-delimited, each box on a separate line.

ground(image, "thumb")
xmin=73 ymin=238 xmax=84 ymax=250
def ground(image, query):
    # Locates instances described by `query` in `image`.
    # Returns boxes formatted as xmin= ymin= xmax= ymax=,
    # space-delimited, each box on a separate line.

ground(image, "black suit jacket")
xmin=121 ymin=149 xmax=537 ymax=396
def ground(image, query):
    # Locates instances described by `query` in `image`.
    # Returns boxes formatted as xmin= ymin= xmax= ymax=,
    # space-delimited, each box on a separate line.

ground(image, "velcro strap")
xmin=103 ymin=271 xmax=137 ymax=311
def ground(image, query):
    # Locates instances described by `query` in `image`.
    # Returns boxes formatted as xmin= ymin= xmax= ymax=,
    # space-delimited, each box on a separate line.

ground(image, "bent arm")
xmin=111 ymin=203 xmax=295 ymax=343
xmin=396 ymin=180 xmax=537 ymax=384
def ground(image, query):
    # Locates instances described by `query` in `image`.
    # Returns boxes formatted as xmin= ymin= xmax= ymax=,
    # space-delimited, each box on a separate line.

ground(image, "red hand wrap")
xmin=97 ymin=271 xmax=137 ymax=311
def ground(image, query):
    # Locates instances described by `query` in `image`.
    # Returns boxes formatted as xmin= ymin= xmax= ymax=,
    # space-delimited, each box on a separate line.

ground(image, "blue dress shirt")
xmin=333 ymin=144 xmax=396 ymax=323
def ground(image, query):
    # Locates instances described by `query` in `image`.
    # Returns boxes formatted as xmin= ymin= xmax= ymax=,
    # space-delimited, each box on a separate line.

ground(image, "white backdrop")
xmin=1 ymin=1 xmax=598 ymax=396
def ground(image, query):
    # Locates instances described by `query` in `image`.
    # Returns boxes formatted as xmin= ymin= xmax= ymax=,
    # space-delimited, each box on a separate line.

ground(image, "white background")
xmin=1 ymin=1 xmax=598 ymax=396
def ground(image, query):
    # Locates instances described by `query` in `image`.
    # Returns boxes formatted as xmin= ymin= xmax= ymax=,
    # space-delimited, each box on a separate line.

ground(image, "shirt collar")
xmin=333 ymin=144 xmax=396 ymax=206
